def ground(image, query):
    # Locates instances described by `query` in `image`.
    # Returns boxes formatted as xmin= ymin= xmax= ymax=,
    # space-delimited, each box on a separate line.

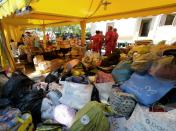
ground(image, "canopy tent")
xmin=29 ymin=0 xmax=176 ymax=22
xmin=1 ymin=0 xmax=176 ymax=44
xmin=0 ymin=0 xmax=27 ymax=19
xmin=1 ymin=0 xmax=176 ymax=26
xmin=0 ymin=0 xmax=176 ymax=71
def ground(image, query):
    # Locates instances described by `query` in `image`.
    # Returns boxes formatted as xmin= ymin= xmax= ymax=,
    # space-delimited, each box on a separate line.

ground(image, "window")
xmin=139 ymin=19 xmax=152 ymax=37
xmin=160 ymin=14 xmax=176 ymax=26
xmin=164 ymin=14 xmax=175 ymax=25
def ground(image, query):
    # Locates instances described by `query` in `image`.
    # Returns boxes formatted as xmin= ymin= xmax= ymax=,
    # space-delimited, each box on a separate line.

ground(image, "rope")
xmin=86 ymin=0 xmax=94 ymax=17
xmin=87 ymin=0 xmax=104 ymax=18
xmin=26 ymin=0 xmax=33 ymax=6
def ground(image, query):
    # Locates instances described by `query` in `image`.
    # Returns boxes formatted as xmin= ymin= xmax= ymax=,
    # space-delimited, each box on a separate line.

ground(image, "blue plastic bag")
xmin=120 ymin=73 xmax=175 ymax=106
xmin=112 ymin=61 xmax=133 ymax=84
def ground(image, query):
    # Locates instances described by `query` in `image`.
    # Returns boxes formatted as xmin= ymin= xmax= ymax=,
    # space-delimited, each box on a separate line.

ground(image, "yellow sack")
xmin=131 ymin=53 xmax=154 ymax=74
xmin=17 ymin=113 xmax=34 ymax=131
xmin=150 ymin=44 xmax=168 ymax=57
xmin=162 ymin=45 xmax=176 ymax=54
xmin=128 ymin=45 xmax=151 ymax=56
xmin=120 ymin=53 xmax=127 ymax=61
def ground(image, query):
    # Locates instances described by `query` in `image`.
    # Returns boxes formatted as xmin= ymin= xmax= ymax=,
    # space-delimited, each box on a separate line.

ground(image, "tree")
xmin=45 ymin=24 xmax=91 ymax=39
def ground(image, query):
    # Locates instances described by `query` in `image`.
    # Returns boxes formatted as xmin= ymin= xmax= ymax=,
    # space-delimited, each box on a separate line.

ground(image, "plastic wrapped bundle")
xmin=54 ymin=104 xmax=76 ymax=127
xmin=82 ymin=51 xmax=101 ymax=69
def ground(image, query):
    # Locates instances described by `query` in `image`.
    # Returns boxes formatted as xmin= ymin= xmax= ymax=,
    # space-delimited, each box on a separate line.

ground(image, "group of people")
xmin=91 ymin=26 xmax=119 ymax=56
xmin=9 ymin=32 xmax=42 ymax=63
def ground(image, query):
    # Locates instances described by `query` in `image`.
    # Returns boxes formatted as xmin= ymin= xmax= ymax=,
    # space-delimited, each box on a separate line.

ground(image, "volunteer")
xmin=91 ymin=31 xmax=102 ymax=53
xmin=105 ymin=26 xmax=115 ymax=56
xmin=113 ymin=28 xmax=119 ymax=51
xmin=10 ymin=39 xmax=18 ymax=57
xmin=99 ymin=31 xmax=105 ymax=55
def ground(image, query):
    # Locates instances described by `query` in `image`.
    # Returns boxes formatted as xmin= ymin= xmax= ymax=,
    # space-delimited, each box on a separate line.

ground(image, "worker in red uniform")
xmin=99 ymin=31 xmax=104 ymax=55
xmin=91 ymin=31 xmax=102 ymax=53
xmin=46 ymin=33 xmax=49 ymax=42
xmin=105 ymin=26 xmax=114 ymax=56
xmin=112 ymin=28 xmax=119 ymax=51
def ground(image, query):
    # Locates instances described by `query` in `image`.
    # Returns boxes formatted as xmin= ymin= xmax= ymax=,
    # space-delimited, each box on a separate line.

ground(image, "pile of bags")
xmin=0 ymin=43 xmax=176 ymax=131
xmin=0 ymin=71 xmax=42 ymax=130
xmin=0 ymin=107 xmax=34 ymax=131
xmin=109 ymin=43 xmax=176 ymax=130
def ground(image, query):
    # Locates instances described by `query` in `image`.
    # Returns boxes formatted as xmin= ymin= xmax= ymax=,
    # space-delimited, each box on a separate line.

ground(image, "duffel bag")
xmin=120 ymin=73 xmax=174 ymax=106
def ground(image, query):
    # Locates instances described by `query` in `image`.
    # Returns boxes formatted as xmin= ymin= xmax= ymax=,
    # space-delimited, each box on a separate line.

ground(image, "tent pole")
xmin=0 ymin=21 xmax=15 ymax=71
xmin=80 ymin=20 xmax=86 ymax=46
xmin=14 ymin=26 xmax=24 ymax=42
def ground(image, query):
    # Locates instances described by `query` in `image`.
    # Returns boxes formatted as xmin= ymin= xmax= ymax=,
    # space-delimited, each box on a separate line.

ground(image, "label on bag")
xmin=80 ymin=115 xmax=90 ymax=125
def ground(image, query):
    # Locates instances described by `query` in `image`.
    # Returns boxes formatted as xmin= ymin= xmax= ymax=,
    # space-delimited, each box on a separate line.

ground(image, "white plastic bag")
xmin=95 ymin=82 xmax=114 ymax=104
xmin=82 ymin=51 xmax=101 ymax=68
xmin=54 ymin=104 xmax=76 ymax=127
xmin=59 ymin=81 xmax=93 ymax=109
xmin=126 ymin=104 xmax=176 ymax=131
xmin=41 ymin=98 xmax=54 ymax=120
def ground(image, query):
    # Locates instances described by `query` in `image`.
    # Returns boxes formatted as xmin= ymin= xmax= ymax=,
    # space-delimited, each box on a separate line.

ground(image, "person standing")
xmin=112 ymin=28 xmax=119 ymax=51
xmin=99 ymin=31 xmax=104 ymax=55
xmin=105 ymin=26 xmax=114 ymax=56
xmin=10 ymin=39 xmax=18 ymax=57
xmin=91 ymin=31 xmax=101 ymax=53
xmin=46 ymin=33 xmax=49 ymax=42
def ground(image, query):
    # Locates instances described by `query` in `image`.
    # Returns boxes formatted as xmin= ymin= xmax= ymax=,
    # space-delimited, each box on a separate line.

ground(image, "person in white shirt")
xmin=10 ymin=39 xmax=18 ymax=57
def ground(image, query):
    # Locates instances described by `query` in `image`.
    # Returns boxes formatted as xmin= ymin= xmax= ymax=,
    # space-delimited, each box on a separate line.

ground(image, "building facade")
xmin=89 ymin=13 xmax=176 ymax=44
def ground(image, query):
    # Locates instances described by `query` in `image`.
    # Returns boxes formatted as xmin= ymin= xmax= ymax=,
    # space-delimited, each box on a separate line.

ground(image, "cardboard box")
xmin=50 ymin=59 xmax=64 ymax=70
xmin=33 ymin=55 xmax=44 ymax=65
xmin=38 ymin=59 xmax=64 ymax=73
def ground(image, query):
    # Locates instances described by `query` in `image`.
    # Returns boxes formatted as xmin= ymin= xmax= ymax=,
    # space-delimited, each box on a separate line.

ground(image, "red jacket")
xmin=91 ymin=34 xmax=102 ymax=52
xmin=105 ymin=31 xmax=114 ymax=46
xmin=113 ymin=32 xmax=119 ymax=43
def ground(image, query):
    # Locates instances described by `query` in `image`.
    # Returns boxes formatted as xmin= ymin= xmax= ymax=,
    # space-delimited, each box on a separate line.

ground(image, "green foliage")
xmin=48 ymin=25 xmax=81 ymax=36
xmin=46 ymin=25 xmax=91 ymax=38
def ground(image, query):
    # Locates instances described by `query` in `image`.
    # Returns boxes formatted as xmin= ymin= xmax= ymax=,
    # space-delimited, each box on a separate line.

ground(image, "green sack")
xmin=36 ymin=124 xmax=61 ymax=131
xmin=70 ymin=101 xmax=109 ymax=131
